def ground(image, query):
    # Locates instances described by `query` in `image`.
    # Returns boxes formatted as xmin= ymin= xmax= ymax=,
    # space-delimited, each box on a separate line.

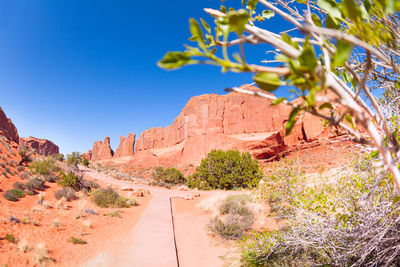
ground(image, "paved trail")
xmin=82 ymin=168 xmax=188 ymax=267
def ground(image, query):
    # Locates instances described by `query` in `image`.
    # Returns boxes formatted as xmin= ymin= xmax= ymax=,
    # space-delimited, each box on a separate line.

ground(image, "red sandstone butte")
xmin=82 ymin=150 xmax=92 ymax=161
xmin=0 ymin=107 xmax=19 ymax=143
xmin=114 ymin=133 xmax=135 ymax=158
xmin=19 ymin=137 xmax=60 ymax=156
xmin=92 ymin=136 xmax=114 ymax=161
xmin=91 ymin=85 xmax=341 ymax=166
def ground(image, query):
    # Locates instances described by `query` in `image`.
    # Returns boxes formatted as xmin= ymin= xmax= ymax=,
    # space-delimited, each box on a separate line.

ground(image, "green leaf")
xmin=298 ymin=38 xmax=318 ymax=72
xmin=318 ymin=0 xmax=342 ymax=19
xmin=228 ymin=9 xmax=249 ymax=35
xmin=311 ymin=14 xmax=322 ymax=27
xmin=220 ymin=5 xmax=227 ymax=14
xmin=272 ymin=97 xmax=286 ymax=105
xmin=246 ymin=0 xmax=257 ymax=11
xmin=253 ymin=72 xmax=285 ymax=92
xmin=281 ymin=33 xmax=299 ymax=49
xmin=286 ymin=107 xmax=301 ymax=135
xmin=345 ymin=114 xmax=355 ymax=129
xmin=319 ymin=102 xmax=334 ymax=110
xmin=306 ymin=89 xmax=316 ymax=107
xmin=200 ymin=18 xmax=211 ymax=34
xmin=262 ymin=10 xmax=275 ymax=19
xmin=333 ymin=41 xmax=353 ymax=67
xmin=342 ymin=0 xmax=362 ymax=23
xmin=342 ymin=70 xmax=353 ymax=84
xmin=325 ymin=14 xmax=340 ymax=29
xmin=189 ymin=18 xmax=206 ymax=50
xmin=157 ymin=51 xmax=192 ymax=70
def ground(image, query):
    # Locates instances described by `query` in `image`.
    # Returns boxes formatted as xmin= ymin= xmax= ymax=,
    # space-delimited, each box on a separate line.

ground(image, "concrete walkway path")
xmin=82 ymin=167 xmax=188 ymax=267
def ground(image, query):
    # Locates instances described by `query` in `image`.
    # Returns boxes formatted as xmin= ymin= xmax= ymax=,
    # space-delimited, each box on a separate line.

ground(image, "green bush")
xmin=92 ymin=187 xmax=133 ymax=208
xmin=29 ymin=157 xmax=57 ymax=175
xmin=88 ymin=180 xmax=100 ymax=189
xmin=82 ymin=158 xmax=90 ymax=167
xmin=25 ymin=177 xmax=45 ymax=192
xmin=187 ymin=150 xmax=263 ymax=190
xmin=66 ymin=152 xmax=82 ymax=169
xmin=57 ymin=171 xmax=80 ymax=190
xmin=43 ymin=174 xmax=58 ymax=183
xmin=55 ymin=187 xmax=77 ymax=201
xmin=13 ymin=182 xmax=25 ymax=191
xmin=241 ymin=158 xmax=400 ymax=266
xmin=4 ymin=189 xmax=24 ymax=201
xmin=18 ymin=145 xmax=31 ymax=165
xmin=152 ymin=166 xmax=185 ymax=185
xmin=53 ymin=153 xmax=64 ymax=162
xmin=208 ymin=197 xmax=254 ymax=240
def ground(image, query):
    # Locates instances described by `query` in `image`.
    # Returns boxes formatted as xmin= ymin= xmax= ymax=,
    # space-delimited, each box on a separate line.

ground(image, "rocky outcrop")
xmin=91 ymin=85 xmax=340 ymax=166
xmin=0 ymin=107 xmax=19 ymax=143
xmin=92 ymin=137 xmax=114 ymax=161
xmin=114 ymin=133 xmax=135 ymax=158
xmin=82 ymin=150 xmax=92 ymax=161
xmin=19 ymin=137 xmax=59 ymax=156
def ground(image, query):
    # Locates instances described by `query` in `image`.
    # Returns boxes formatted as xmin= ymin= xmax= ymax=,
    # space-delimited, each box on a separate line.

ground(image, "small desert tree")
xmin=159 ymin=0 xmax=400 ymax=193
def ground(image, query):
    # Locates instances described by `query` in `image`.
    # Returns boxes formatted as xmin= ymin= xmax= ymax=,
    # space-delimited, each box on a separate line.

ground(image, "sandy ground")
xmin=171 ymin=194 xmax=233 ymax=267
xmin=0 ymin=140 xmax=152 ymax=267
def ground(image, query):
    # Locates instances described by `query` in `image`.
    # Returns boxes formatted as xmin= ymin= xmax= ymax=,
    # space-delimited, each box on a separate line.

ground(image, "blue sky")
xmin=0 ymin=0 xmax=292 ymax=154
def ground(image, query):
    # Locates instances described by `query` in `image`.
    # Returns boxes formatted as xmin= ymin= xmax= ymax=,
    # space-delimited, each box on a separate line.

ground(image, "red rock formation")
xmin=0 ymin=107 xmax=19 ymax=143
xmin=82 ymin=150 xmax=92 ymax=161
xmin=114 ymin=133 xmax=135 ymax=158
xmin=91 ymin=84 xmax=347 ymax=167
xmin=19 ymin=137 xmax=59 ymax=156
xmin=92 ymin=137 xmax=114 ymax=161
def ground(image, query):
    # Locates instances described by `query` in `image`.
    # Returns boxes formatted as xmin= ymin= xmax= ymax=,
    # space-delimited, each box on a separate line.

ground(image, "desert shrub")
xmin=57 ymin=171 xmax=80 ymax=190
xmin=69 ymin=237 xmax=87 ymax=245
xmin=29 ymin=157 xmax=57 ymax=175
xmin=152 ymin=166 xmax=185 ymax=185
xmin=53 ymin=153 xmax=64 ymax=162
xmin=25 ymin=177 xmax=45 ymax=192
xmin=0 ymin=162 xmax=5 ymax=168
xmin=4 ymin=189 xmax=24 ymax=201
xmin=209 ymin=197 xmax=254 ymax=240
xmin=219 ymin=199 xmax=254 ymax=218
xmin=16 ymin=165 xmax=25 ymax=172
xmin=92 ymin=187 xmax=132 ymax=208
xmin=8 ymin=160 xmax=15 ymax=166
xmin=66 ymin=152 xmax=82 ymax=169
xmin=13 ymin=182 xmax=25 ymax=191
xmin=82 ymin=158 xmax=90 ymax=167
xmin=187 ymin=150 xmax=263 ymax=190
xmin=20 ymin=171 xmax=31 ymax=179
xmin=18 ymin=145 xmax=31 ymax=165
xmin=226 ymin=194 xmax=253 ymax=205
xmin=43 ymin=174 xmax=58 ymax=183
xmin=241 ymin=158 xmax=400 ymax=266
xmin=5 ymin=233 xmax=17 ymax=243
xmin=5 ymin=167 xmax=11 ymax=173
xmin=88 ymin=180 xmax=100 ymax=189
xmin=55 ymin=187 xmax=77 ymax=201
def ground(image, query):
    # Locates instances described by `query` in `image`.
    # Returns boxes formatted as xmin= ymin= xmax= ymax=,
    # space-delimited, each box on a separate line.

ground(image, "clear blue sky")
xmin=0 ymin=0 xmax=291 ymax=154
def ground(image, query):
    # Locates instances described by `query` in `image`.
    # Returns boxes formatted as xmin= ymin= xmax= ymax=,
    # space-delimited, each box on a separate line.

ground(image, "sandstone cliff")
xmin=114 ymin=133 xmax=135 ymax=158
xmin=92 ymin=137 xmax=114 ymax=161
xmin=19 ymin=137 xmax=60 ymax=156
xmin=92 ymin=85 xmax=336 ymax=166
xmin=0 ymin=107 xmax=19 ymax=143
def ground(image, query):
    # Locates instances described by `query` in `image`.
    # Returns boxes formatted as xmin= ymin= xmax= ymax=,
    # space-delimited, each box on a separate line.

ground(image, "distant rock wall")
xmin=19 ymin=137 xmax=59 ymax=156
xmin=91 ymin=85 xmax=336 ymax=166
xmin=114 ymin=133 xmax=135 ymax=158
xmin=0 ymin=107 xmax=19 ymax=143
xmin=92 ymin=137 xmax=114 ymax=161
